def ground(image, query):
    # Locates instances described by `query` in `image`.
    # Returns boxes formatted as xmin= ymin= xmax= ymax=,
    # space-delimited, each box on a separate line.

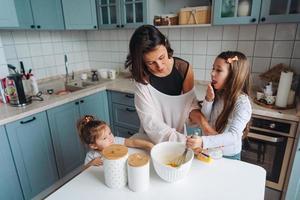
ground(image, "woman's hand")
xmin=90 ymin=157 xmax=103 ymax=166
xmin=186 ymin=135 xmax=203 ymax=149
xmin=189 ymin=109 xmax=206 ymax=125
xmin=205 ymin=83 xmax=215 ymax=102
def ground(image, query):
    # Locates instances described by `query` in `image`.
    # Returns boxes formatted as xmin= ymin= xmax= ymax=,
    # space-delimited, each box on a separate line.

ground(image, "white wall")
xmin=0 ymin=35 xmax=9 ymax=79
xmin=1 ymin=23 xmax=300 ymax=88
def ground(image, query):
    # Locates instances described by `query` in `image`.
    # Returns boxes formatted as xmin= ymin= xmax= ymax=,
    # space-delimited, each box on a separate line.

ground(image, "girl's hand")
xmin=186 ymin=135 xmax=203 ymax=149
xmin=205 ymin=83 xmax=215 ymax=102
xmin=189 ymin=110 xmax=206 ymax=126
xmin=90 ymin=157 xmax=103 ymax=166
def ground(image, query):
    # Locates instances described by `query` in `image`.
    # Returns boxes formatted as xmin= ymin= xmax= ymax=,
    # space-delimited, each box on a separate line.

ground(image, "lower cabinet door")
xmin=112 ymin=103 xmax=140 ymax=130
xmin=79 ymin=91 xmax=110 ymax=125
xmin=0 ymin=126 xmax=24 ymax=200
xmin=6 ymin=112 xmax=58 ymax=200
xmin=115 ymin=126 xmax=138 ymax=138
xmin=47 ymin=101 xmax=86 ymax=178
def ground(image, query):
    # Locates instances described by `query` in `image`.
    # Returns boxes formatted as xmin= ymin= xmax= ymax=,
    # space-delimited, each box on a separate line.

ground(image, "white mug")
xmin=108 ymin=69 xmax=116 ymax=80
xmin=98 ymin=69 xmax=108 ymax=79
xmin=80 ymin=73 xmax=87 ymax=80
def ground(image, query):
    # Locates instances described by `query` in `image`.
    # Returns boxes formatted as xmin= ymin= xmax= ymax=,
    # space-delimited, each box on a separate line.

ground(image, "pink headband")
xmin=227 ymin=56 xmax=238 ymax=64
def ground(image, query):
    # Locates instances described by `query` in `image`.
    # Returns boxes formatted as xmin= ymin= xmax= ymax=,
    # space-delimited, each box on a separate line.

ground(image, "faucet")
xmin=64 ymin=54 xmax=69 ymax=84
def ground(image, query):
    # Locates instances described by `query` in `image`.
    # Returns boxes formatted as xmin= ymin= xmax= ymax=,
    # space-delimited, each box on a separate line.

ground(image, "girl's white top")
xmin=84 ymin=137 xmax=125 ymax=164
xmin=134 ymin=82 xmax=198 ymax=144
xmin=201 ymin=94 xmax=252 ymax=156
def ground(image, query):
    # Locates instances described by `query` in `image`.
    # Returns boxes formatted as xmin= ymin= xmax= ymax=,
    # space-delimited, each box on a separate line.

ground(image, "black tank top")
xmin=149 ymin=57 xmax=189 ymax=96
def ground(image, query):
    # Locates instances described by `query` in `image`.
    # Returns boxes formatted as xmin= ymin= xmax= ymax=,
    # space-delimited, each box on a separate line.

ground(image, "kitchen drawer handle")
xmin=127 ymin=131 xmax=134 ymax=135
xmin=248 ymin=132 xmax=284 ymax=143
xmin=80 ymin=100 xmax=84 ymax=103
xmin=20 ymin=117 xmax=36 ymax=124
xmin=125 ymin=94 xmax=134 ymax=98
xmin=126 ymin=108 xmax=136 ymax=112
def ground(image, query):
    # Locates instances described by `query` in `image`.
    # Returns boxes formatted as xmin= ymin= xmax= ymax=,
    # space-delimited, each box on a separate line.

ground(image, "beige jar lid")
xmin=128 ymin=153 xmax=149 ymax=167
xmin=102 ymin=144 xmax=128 ymax=160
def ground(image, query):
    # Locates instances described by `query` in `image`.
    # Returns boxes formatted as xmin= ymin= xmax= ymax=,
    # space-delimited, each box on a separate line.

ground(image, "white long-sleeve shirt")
xmin=201 ymin=94 xmax=252 ymax=156
xmin=134 ymin=82 xmax=199 ymax=144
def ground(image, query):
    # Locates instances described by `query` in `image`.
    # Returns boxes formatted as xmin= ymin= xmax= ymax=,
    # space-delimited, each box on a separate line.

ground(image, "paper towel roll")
xmin=103 ymin=144 xmax=128 ymax=189
xmin=275 ymin=71 xmax=293 ymax=107
xmin=127 ymin=153 xmax=149 ymax=192
xmin=287 ymin=90 xmax=295 ymax=105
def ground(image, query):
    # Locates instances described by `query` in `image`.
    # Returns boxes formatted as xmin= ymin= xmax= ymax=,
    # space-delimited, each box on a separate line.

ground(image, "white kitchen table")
xmin=45 ymin=148 xmax=266 ymax=200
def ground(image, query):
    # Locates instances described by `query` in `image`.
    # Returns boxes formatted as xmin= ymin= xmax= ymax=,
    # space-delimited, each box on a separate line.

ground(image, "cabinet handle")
xmin=121 ymin=24 xmax=124 ymax=28
xmin=80 ymin=100 xmax=84 ymax=103
xmin=261 ymin=17 xmax=266 ymax=22
xmin=125 ymin=94 xmax=134 ymax=98
xmin=127 ymin=131 xmax=134 ymax=135
xmin=250 ymin=18 xmax=256 ymax=23
xmin=126 ymin=107 xmax=136 ymax=112
xmin=269 ymin=123 xmax=276 ymax=129
xmin=75 ymin=102 xmax=79 ymax=105
xmin=93 ymin=25 xmax=97 ymax=29
xmin=37 ymin=25 xmax=41 ymax=29
xmin=20 ymin=117 xmax=36 ymax=124
xmin=30 ymin=25 xmax=35 ymax=28
xmin=116 ymin=25 xmax=120 ymax=28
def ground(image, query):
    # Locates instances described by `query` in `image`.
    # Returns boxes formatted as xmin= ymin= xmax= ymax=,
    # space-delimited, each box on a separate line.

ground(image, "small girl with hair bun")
xmin=77 ymin=115 xmax=154 ymax=167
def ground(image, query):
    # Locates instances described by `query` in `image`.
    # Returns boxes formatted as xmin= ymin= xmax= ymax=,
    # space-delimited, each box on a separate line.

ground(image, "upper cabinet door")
xmin=0 ymin=0 xmax=18 ymax=27
xmin=260 ymin=0 xmax=300 ymax=23
xmin=213 ymin=0 xmax=262 ymax=25
xmin=120 ymin=0 xmax=147 ymax=28
xmin=6 ymin=112 xmax=59 ymax=200
xmin=13 ymin=0 xmax=34 ymax=29
xmin=97 ymin=0 xmax=120 ymax=28
xmin=0 ymin=126 xmax=24 ymax=200
xmin=30 ymin=0 xmax=65 ymax=29
xmin=62 ymin=0 xmax=98 ymax=30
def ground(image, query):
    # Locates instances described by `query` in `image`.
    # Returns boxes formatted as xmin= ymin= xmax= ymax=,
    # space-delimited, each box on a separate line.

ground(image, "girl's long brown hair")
xmin=214 ymin=51 xmax=251 ymax=135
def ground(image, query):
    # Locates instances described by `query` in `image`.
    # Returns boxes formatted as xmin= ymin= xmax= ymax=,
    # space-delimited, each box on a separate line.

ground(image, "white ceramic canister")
xmin=127 ymin=153 xmax=150 ymax=192
xmin=102 ymin=144 xmax=128 ymax=189
xmin=108 ymin=69 xmax=116 ymax=80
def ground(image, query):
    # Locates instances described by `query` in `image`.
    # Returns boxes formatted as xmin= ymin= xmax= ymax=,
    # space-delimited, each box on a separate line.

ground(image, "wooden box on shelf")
xmin=154 ymin=14 xmax=179 ymax=26
xmin=179 ymin=6 xmax=211 ymax=25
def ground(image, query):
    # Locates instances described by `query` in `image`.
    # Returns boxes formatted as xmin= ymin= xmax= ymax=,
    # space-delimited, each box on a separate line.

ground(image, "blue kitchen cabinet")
xmin=213 ymin=0 xmax=262 ymax=25
xmin=79 ymin=91 xmax=110 ymax=124
xmin=214 ymin=0 xmax=300 ymax=25
xmin=47 ymin=100 xmax=85 ymax=178
xmin=97 ymin=0 xmax=147 ymax=29
xmin=5 ymin=112 xmax=59 ymax=200
xmin=260 ymin=0 xmax=300 ymax=23
xmin=0 ymin=125 xmax=24 ymax=200
xmin=0 ymin=0 xmax=18 ymax=27
xmin=13 ymin=0 xmax=64 ymax=29
xmin=47 ymin=91 xmax=110 ymax=177
xmin=62 ymin=0 xmax=98 ymax=30
xmin=286 ymin=137 xmax=300 ymax=200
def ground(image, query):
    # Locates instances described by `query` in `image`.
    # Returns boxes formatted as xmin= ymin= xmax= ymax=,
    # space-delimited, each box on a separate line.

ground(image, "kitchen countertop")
xmin=45 ymin=148 xmax=266 ymax=200
xmin=0 ymin=76 xmax=299 ymax=126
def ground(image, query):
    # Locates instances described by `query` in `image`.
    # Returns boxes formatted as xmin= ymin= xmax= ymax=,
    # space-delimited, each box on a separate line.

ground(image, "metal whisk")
xmin=169 ymin=147 xmax=188 ymax=167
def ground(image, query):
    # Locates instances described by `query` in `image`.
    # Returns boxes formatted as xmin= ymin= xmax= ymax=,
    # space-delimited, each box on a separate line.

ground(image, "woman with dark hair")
xmin=125 ymin=25 xmax=198 ymax=144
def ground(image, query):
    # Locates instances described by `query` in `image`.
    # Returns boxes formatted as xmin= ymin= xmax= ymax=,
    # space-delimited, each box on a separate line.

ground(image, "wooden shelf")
xmin=156 ymin=24 xmax=211 ymax=28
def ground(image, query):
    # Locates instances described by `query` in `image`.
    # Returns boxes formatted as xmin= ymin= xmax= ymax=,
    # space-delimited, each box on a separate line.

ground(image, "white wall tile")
xmin=0 ymin=48 xmax=6 ymax=64
xmin=181 ymin=41 xmax=193 ymax=54
xmin=44 ymin=55 xmax=55 ymax=67
xmin=29 ymin=43 xmax=42 ymax=57
xmin=51 ymin=31 xmax=62 ymax=42
xmin=3 ymin=46 xmax=17 ymax=59
xmin=296 ymin=24 xmax=300 ymax=40
xmin=222 ymin=25 xmax=239 ymax=40
xmin=26 ymin=31 xmax=40 ymax=43
xmin=181 ymin=28 xmax=194 ymax=40
xmin=205 ymin=70 xmax=211 ymax=81
xmin=208 ymin=26 xmax=223 ymax=40
xmin=63 ymin=42 xmax=73 ymax=53
xmin=238 ymin=25 xmax=256 ymax=40
xmin=12 ymin=31 xmax=28 ymax=44
xmin=42 ymin=43 xmax=53 ymax=56
xmin=193 ymin=27 xmax=208 ymax=40
xmin=293 ymin=41 xmax=300 ymax=58
xmin=53 ymin=42 xmax=64 ymax=54
xmin=180 ymin=54 xmax=193 ymax=64
xmin=251 ymin=72 xmax=265 ymax=88
xmin=254 ymin=41 xmax=273 ymax=57
xmin=252 ymin=57 xmax=271 ymax=73
xmin=21 ymin=57 xmax=32 ymax=71
xmin=272 ymin=41 xmax=293 ymax=58
xmin=194 ymin=68 xmax=205 ymax=80
xmin=171 ymin=41 xmax=180 ymax=54
xmin=275 ymin=23 xmax=297 ymax=40
xmin=291 ymin=59 xmax=300 ymax=74
xmin=256 ymin=24 xmax=276 ymax=40
xmin=221 ymin=41 xmax=237 ymax=51
xmin=193 ymin=55 xmax=206 ymax=69
xmin=39 ymin=31 xmax=52 ymax=43
xmin=32 ymin=56 xmax=44 ymax=69
xmin=193 ymin=41 xmax=207 ymax=55
xmin=270 ymin=58 xmax=290 ymax=67
xmin=237 ymin=41 xmax=255 ymax=56
xmin=205 ymin=55 xmax=215 ymax=70
xmin=15 ymin=44 xmax=30 ymax=58
xmin=1 ymin=31 xmax=14 ymax=45
xmin=0 ymin=64 xmax=9 ymax=79
xmin=207 ymin=41 xmax=221 ymax=55
xmin=109 ymin=30 xmax=118 ymax=41
xmin=118 ymin=29 xmax=128 ymax=40
xmin=168 ymin=28 xmax=181 ymax=40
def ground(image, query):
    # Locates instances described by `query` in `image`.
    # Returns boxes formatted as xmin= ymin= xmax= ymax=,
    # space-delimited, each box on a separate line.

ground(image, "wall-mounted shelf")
xmin=156 ymin=23 xmax=211 ymax=29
